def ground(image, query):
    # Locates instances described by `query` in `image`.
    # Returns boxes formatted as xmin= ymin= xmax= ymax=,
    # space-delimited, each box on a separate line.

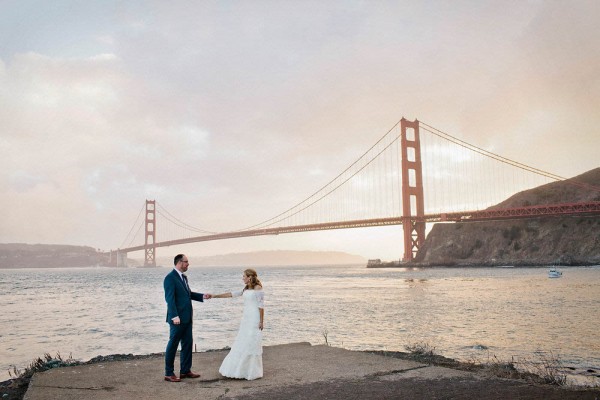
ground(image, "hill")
xmin=0 ymin=245 xmax=364 ymax=269
xmin=0 ymin=243 xmax=105 ymax=268
xmin=415 ymin=168 xmax=600 ymax=266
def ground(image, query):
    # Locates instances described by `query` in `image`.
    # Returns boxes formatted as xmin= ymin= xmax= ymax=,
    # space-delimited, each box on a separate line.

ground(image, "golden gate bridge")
xmin=108 ymin=118 xmax=600 ymax=267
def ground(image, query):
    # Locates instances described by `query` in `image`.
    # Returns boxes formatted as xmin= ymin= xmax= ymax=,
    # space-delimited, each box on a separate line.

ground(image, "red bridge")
xmin=109 ymin=119 xmax=600 ymax=266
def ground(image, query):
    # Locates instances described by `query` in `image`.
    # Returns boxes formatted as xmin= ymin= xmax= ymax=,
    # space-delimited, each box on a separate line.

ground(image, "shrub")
xmin=405 ymin=342 xmax=437 ymax=357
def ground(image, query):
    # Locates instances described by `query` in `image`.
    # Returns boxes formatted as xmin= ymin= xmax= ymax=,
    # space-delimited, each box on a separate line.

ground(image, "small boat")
xmin=548 ymin=268 xmax=562 ymax=278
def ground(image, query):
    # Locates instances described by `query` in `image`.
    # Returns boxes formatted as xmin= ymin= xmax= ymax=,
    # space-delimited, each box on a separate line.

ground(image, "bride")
xmin=210 ymin=268 xmax=264 ymax=380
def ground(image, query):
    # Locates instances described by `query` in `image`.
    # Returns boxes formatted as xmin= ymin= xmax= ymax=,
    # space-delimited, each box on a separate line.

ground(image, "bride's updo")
xmin=244 ymin=268 xmax=262 ymax=290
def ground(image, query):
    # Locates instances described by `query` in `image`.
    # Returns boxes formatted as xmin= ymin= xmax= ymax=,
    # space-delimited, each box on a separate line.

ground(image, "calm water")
xmin=1 ymin=265 xmax=599 ymax=385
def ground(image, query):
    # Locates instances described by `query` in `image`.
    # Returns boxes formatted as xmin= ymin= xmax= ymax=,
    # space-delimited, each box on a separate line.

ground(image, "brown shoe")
xmin=164 ymin=375 xmax=181 ymax=382
xmin=180 ymin=371 xmax=201 ymax=379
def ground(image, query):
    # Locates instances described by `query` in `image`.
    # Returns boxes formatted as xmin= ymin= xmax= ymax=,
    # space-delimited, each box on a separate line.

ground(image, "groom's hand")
xmin=203 ymin=294 xmax=212 ymax=299
xmin=172 ymin=316 xmax=181 ymax=325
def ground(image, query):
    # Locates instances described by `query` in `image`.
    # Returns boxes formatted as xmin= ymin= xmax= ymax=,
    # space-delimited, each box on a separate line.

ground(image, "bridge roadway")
xmin=112 ymin=201 xmax=600 ymax=255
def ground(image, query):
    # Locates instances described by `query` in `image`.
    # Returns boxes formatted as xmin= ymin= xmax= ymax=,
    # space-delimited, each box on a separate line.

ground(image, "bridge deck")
xmin=111 ymin=201 xmax=600 ymax=254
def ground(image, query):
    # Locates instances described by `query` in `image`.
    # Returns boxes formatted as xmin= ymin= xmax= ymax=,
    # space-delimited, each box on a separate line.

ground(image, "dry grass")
xmin=322 ymin=329 xmax=330 ymax=346
xmin=473 ymin=353 xmax=528 ymax=381
xmin=458 ymin=350 xmax=569 ymax=386
xmin=8 ymin=352 xmax=78 ymax=386
xmin=516 ymin=351 xmax=568 ymax=386
xmin=404 ymin=341 xmax=437 ymax=356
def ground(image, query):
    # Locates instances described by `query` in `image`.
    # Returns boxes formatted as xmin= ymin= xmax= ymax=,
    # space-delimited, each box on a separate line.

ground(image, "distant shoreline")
xmin=367 ymin=261 xmax=600 ymax=268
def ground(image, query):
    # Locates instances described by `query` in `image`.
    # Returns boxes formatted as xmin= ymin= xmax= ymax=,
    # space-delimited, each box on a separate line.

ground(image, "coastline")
xmin=3 ymin=345 xmax=599 ymax=400
xmin=366 ymin=260 xmax=600 ymax=268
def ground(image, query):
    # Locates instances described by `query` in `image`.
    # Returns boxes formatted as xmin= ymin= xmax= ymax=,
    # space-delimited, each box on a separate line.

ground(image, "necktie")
xmin=182 ymin=274 xmax=190 ymax=293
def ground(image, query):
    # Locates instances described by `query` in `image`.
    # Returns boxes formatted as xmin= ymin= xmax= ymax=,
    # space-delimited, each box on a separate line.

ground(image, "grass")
xmin=8 ymin=352 xmax=78 ymax=381
xmin=468 ymin=350 xmax=568 ymax=386
xmin=472 ymin=353 xmax=531 ymax=381
xmin=322 ymin=329 xmax=330 ymax=346
xmin=404 ymin=342 xmax=437 ymax=358
xmin=517 ymin=351 xmax=568 ymax=386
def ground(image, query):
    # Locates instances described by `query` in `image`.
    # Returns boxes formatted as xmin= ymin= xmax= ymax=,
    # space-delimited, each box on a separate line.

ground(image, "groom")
xmin=163 ymin=254 xmax=210 ymax=382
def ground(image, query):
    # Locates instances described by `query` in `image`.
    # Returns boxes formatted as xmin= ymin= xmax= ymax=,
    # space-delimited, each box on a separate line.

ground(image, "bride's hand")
xmin=258 ymin=321 xmax=263 ymax=331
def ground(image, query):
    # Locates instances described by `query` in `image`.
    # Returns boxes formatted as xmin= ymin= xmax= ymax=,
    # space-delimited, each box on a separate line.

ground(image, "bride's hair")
xmin=243 ymin=268 xmax=262 ymax=291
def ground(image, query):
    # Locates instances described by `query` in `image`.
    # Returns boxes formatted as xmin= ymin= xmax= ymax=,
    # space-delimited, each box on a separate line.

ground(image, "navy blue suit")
xmin=164 ymin=269 xmax=204 ymax=376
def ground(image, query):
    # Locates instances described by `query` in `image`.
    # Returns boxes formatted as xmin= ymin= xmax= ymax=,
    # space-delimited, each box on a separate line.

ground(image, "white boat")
xmin=548 ymin=268 xmax=562 ymax=278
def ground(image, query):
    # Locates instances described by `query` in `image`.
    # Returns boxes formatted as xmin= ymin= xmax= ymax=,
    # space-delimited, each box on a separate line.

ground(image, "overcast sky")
xmin=1 ymin=0 xmax=598 ymax=261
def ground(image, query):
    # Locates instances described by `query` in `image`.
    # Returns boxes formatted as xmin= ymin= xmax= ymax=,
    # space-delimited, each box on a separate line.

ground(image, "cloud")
xmin=0 ymin=50 xmax=216 ymax=245
xmin=0 ymin=1 xmax=598 ymax=260
xmin=8 ymin=170 xmax=51 ymax=193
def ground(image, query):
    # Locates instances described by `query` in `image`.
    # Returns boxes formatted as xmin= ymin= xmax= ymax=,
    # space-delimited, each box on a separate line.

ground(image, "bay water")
xmin=1 ymin=264 xmax=599 ymax=385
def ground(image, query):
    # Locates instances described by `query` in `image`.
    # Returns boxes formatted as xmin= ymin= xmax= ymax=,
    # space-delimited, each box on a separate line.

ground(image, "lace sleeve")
xmin=231 ymin=290 xmax=243 ymax=298
xmin=255 ymin=290 xmax=265 ymax=308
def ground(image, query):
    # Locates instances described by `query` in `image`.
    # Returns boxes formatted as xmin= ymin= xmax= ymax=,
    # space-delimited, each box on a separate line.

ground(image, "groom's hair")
xmin=174 ymin=254 xmax=184 ymax=266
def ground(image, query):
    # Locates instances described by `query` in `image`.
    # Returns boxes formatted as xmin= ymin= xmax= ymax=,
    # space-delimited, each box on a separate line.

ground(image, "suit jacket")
xmin=164 ymin=269 xmax=204 ymax=324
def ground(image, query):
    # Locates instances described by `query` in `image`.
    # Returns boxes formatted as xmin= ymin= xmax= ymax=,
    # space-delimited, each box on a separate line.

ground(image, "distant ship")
xmin=548 ymin=267 xmax=563 ymax=278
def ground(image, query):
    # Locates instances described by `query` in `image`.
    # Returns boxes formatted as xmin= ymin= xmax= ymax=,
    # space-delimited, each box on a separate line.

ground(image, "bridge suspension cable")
xmin=420 ymin=121 xmax=564 ymax=181
xmin=119 ymin=201 xmax=220 ymax=249
xmin=238 ymin=119 xmax=404 ymax=231
xmin=420 ymin=121 xmax=600 ymax=193
xmin=236 ymin=118 xmax=599 ymax=233
xmin=155 ymin=201 xmax=218 ymax=235
xmin=119 ymin=202 xmax=145 ymax=248
xmin=114 ymin=117 xmax=600 ymax=261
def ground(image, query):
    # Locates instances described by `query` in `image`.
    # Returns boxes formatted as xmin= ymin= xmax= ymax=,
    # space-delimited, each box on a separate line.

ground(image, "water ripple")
xmin=0 ymin=265 xmax=599 ymax=386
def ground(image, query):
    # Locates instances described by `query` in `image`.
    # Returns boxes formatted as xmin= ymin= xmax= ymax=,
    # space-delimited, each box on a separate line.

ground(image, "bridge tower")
xmin=144 ymin=199 xmax=156 ymax=267
xmin=400 ymin=118 xmax=426 ymax=261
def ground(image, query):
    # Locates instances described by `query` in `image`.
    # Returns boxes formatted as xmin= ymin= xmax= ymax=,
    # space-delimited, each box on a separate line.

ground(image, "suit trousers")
xmin=165 ymin=322 xmax=193 ymax=376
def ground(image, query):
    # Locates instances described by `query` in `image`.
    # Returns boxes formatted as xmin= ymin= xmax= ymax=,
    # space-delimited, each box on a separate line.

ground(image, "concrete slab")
xmin=24 ymin=343 xmax=598 ymax=400
xmin=24 ymin=343 xmax=426 ymax=400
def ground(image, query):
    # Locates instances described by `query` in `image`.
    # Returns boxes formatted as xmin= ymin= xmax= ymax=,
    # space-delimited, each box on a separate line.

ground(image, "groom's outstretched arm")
xmin=190 ymin=291 xmax=204 ymax=302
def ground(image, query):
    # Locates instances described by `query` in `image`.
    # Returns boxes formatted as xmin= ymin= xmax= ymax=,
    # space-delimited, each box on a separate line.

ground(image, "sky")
xmin=1 ymin=0 xmax=599 ymax=262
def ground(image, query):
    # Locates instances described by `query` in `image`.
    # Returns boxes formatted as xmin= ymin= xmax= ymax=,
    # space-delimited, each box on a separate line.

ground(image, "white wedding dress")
xmin=219 ymin=289 xmax=264 ymax=380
